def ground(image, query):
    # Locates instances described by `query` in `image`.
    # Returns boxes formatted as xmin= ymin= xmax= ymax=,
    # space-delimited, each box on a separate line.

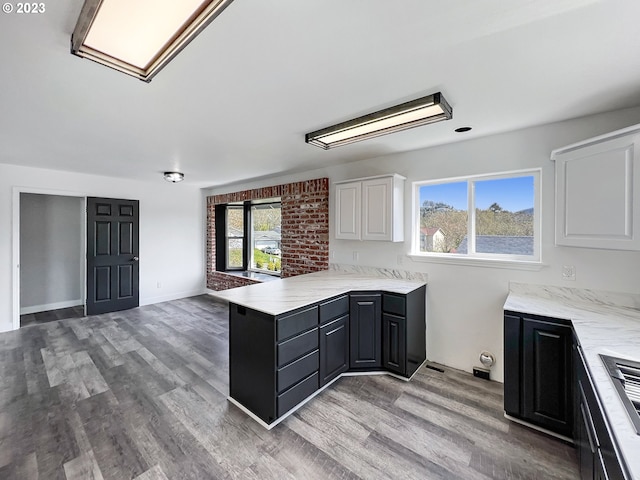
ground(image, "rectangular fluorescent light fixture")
xmin=305 ymin=92 xmax=453 ymax=149
xmin=71 ymin=0 xmax=234 ymax=82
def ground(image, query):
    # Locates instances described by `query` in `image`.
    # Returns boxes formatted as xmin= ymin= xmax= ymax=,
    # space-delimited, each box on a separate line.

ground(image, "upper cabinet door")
xmin=552 ymin=125 xmax=640 ymax=250
xmin=335 ymin=182 xmax=361 ymax=240
xmin=334 ymin=174 xmax=405 ymax=242
xmin=362 ymin=177 xmax=393 ymax=241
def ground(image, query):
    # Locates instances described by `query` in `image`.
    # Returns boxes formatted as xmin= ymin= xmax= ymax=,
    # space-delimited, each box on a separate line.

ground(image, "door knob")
xmin=132 ymin=256 xmax=139 ymax=261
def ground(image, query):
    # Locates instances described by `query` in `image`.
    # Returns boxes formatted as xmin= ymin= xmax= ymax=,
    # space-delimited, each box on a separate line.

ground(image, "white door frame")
xmin=12 ymin=186 xmax=88 ymax=331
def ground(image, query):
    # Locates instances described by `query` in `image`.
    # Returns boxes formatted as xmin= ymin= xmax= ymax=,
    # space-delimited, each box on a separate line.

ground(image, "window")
xmin=219 ymin=200 xmax=282 ymax=275
xmin=250 ymin=203 xmax=282 ymax=274
xmin=414 ymin=170 xmax=540 ymax=261
xmin=226 ymin=206 xmax=244 ymax=269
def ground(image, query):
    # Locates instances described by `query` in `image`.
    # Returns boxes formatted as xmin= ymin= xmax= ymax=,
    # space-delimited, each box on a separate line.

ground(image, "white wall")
xmin=205 ymin=105 xmax=640 ymax=382
xmin=0 ymin=164 xmax=206 ymax=332
xmin=20 ymin=193 xmax=83 ymax=312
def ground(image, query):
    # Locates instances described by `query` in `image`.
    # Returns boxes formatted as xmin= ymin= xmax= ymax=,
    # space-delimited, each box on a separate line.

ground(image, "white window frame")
xmin=249 ymin=200 xmax=282 ymax=276
xmin=411 ymin=169 xmax=542 ymax=265
xmin=225 ymin=205 xmax=245 ymax=270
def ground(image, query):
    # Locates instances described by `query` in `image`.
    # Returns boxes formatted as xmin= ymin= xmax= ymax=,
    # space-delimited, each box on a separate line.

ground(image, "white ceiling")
xmin=2 ymin=0 xmax=640 ymax=188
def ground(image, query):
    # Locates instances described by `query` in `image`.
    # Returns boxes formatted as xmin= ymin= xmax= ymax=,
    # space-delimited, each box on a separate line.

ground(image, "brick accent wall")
xmin=206 ymin=178 xmax=329 ymax=290
xmin=208 ymin=272 xmax=262 ymax=291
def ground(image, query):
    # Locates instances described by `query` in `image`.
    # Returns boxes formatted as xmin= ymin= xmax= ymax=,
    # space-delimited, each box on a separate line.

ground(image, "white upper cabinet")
xmin=551 ymin=124 xmax=640 ymax=250
xmin=334 ymin=174 xmax=405 ymax=242
xmin=335 ymin=181 xmax=361 ymax=240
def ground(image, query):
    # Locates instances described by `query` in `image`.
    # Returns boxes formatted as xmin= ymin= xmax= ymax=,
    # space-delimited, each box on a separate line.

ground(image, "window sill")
xmin=407 ymin=253 xmax=546 ymax=271
xmin=224 ymin=270 xmax=281 ymax=282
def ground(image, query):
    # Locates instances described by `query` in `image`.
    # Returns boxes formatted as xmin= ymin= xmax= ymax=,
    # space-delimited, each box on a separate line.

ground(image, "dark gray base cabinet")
xmin=349 ymin=294 xmax=382 ymax=369
xmin=383 ymin=313 xmax=405 ymax=375
xmin=383 ymin=288 xmax=426 ymax=378
xmin=504 ymin=311 xmax=573 ymax=437
xmin=505 ymin=310 xmax=629 ymax=479
xmin=319 ymin=314 xmax=349 ymax=386
xmin=230 ymin=304 xmax=320 ymax=425
xmin=575 ymin=342 xmax=627 ymax=480
xmin=230 ymin=286 xmax=426 ymax=427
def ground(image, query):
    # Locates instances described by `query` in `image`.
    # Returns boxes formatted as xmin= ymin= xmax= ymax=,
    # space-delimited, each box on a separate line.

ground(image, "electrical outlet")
xmin=397 ymin=254 xmax=404 ymax=265
xmin=157 ymin=281 xmax=162 ymax=288
xmin=562 ymin=265 xmax=576 ymax=281
xmin=352 ymin=251 xmax=359 ymax=262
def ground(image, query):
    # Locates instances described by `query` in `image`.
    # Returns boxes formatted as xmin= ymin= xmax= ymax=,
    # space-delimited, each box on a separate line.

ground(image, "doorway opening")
xmin=12 ymin=189 xmax=141 ymax=330
xmin=18 ymin=192 xmax=85 ymax=328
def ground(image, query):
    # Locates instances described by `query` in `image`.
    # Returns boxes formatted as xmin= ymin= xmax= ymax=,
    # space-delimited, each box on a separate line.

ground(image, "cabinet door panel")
xmin=319 ymin=315 xmax=349 ymax=385
xmin=578 ymin=392 xmax=596 ymax=480
xmin=522 ymin=318 xmax=573 ymax=436
xmin=362 ymin=177 xmax=392 ymax=241
xmin=335 ymin=182 xmax=361 ymax=240
xmin=554 ymin=131 xmax=640 ymax=250
xmin=503 ymin=313 xmax=522 ymax=416
xmin=350 ymin=295 xmax=382 ymax=369
xmin=383 ymin=313 xmax=405 ymax=375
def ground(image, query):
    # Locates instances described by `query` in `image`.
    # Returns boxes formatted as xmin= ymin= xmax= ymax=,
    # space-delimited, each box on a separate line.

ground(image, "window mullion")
xmin=243 ymin=202 xmax=250 ymax=271
xmin=468 ymin=180 xmax=475 ymax=255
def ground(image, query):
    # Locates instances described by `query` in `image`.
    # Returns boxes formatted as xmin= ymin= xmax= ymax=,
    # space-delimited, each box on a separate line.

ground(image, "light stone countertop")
xmin=505 ymin=283 xmax=640 ymax=480
xmin=209 ymin=269 xmax=426 ymax=316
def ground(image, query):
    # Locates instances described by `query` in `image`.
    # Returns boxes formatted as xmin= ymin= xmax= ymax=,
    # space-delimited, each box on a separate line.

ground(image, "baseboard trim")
xmin=20 ymin=300 xmax=83 ymax=315
xmin=230 ymin=361 xmax=428 ymax=430
xmin=228 ymin=374 xmax=343 ymax=430
xmin=504 ymin=413 xmax=574 ymax=444
xmin=140 ymin=289 xmax=207 ymax=306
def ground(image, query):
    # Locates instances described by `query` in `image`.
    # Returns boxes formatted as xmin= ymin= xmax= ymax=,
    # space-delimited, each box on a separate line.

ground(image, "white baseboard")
xmin=140 ymin=288 xmax=207 ymax=306
xmin=504 ymin=413 xmax=574 ymax=444
xmin=20 ymin=299 xmax=83 ymax=315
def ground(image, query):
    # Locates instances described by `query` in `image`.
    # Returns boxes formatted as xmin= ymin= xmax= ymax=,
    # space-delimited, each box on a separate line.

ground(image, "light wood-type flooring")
xmin=0 ymin=295 xmax=579 ymax=479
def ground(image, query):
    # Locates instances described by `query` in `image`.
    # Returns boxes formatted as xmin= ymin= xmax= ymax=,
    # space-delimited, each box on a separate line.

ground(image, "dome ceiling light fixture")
xmin=305 ymin=92 xmax=453 ymax=150
xmin=71 ymin=0 xmax=234 ymax=82
xmin=164 ymin=171 xmax=184 ymax=183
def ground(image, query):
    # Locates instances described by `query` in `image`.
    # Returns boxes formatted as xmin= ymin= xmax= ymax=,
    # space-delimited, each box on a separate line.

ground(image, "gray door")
xmin=86 ymin=197 xmax=139 ymax=315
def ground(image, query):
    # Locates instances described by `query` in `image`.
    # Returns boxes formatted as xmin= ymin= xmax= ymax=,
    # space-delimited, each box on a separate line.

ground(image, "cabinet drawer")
xmin=278 ymin=327 xmax=319 ymax=367
xmin=277 ymin=372 xmax=319 ymax=417
xmin=277 ymin=350 xmax=319 ymax=393
xmin=383 ymin=294 xmax=405 ymax=316
xmin=277 ymin=306 xmax=318 ymax=341
xmin=319 ymin=295 xmax=349 ymax=324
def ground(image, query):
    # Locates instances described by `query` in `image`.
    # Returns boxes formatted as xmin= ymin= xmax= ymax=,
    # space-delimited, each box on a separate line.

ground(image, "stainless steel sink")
xmin=601 ymin=354 xmax=640 ymax=435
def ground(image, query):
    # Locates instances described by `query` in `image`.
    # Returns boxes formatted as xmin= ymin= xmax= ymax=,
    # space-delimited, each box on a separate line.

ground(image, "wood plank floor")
xmin=20 ymin=305 xmax=85 ymax=328
xmin=0 ymin=295 xmax=579 ymax=479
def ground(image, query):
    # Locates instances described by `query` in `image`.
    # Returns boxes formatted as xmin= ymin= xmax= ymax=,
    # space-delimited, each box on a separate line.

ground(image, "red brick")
xmin=206 ymin=177 xmax=329 ymax=290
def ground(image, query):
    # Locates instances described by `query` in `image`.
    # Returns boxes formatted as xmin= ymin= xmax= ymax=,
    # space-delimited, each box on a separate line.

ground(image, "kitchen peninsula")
xmin=211 ymin=270 xmax=427 ymax=428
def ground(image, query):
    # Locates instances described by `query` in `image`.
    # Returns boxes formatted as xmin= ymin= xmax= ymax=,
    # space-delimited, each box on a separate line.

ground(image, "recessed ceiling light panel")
xmin=71 ymin=0 xmax=234 ymax=82
xmin=305 ymin=92 xmax=452 ymax=150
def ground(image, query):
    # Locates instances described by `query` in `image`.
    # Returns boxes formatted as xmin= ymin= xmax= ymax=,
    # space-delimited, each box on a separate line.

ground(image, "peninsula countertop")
xmin=505 ymin=283 xmax=640 ymax=480
xmin=209 ymin=270 xmax=427 ymax=316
